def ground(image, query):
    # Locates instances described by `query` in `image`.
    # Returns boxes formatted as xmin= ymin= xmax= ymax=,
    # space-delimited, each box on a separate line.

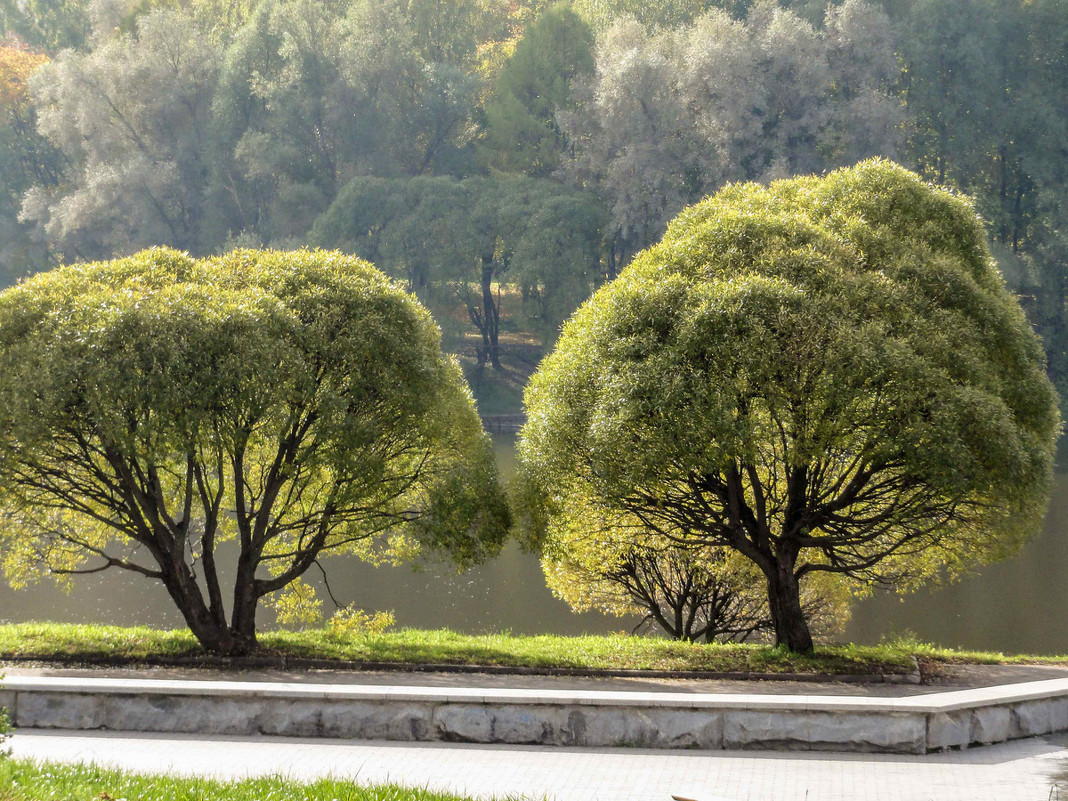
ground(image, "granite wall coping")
xmin=4 ymin=674 xmax=1068 ymax=754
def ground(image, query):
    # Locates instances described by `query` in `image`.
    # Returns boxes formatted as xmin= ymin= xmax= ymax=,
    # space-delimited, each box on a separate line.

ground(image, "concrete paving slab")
xmin=8 ymin=727 xmax=1068 ymax=801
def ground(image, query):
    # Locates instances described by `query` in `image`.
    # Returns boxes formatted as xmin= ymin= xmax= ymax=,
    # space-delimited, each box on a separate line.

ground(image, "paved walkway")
xmin=9 ymin=727 xmax=1068 ymax=801
xmin=5 ymin=661 xmax=1068 ymax=696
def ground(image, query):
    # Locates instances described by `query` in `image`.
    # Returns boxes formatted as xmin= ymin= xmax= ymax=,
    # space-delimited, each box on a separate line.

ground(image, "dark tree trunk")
xmin=766 ymin=560 xmax=814 ymax=654
xmin=158 ymin=565 xmax=238 ymax=654
xmin=480 ymin=255 xmax=501 ymax=370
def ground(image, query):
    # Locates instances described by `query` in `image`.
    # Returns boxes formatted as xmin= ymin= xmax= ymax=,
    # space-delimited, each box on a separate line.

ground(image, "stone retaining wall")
xmin=4 ymin=676 xmax=1068 ymax=754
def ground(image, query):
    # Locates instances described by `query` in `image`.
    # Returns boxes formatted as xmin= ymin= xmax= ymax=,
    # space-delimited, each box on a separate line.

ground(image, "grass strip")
xmin=0 ymin=758 xmax=496 ymax=801
xmin=0 ymin=621 xmax=926 ymax=675
xmin=5 ymin=622 xmax=1065 ymax=676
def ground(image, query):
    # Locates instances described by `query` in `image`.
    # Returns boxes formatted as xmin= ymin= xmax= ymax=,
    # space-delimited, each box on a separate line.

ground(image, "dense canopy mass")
xmin=0 ymin=248 xmax=509 ymax=653
xmin=518 ymin=160 xmax=1060 ymax=652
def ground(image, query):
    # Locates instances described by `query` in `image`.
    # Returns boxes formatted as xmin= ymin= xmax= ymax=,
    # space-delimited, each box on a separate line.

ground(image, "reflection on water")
xmin=1 ymin=433 xmax=1067 ymax=653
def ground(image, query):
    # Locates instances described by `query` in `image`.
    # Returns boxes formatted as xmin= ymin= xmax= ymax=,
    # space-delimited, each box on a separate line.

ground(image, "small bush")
xmin=328 ymin=607 xmax=396 ymax=637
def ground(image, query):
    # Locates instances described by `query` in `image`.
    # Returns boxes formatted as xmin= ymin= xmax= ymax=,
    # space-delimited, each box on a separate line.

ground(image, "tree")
xmin=901 ymin=0 xmax=1068 ymax=389
xmin=516 ymin=160 xmax=1059 ymax=653
xmin=19 ymin=10 xmax=221 ymax=259
xmin=311 ymin=174 xmax=606 ymax=366
xmin=540 ymin=513 xmax=851 ymax=642
xmin=559 ymin=1 xmax=903 ymax=273
xmin=0 ymin=248 xmax=510 ymax=654
xmin=0 ymin=43 xmax=62 ymax=285
xmin=479 ymin=1 xmax=594 ymax=177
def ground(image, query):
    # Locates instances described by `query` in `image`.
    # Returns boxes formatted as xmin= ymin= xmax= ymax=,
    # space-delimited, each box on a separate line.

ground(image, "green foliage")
xmin=0 ymin=248 xmax=509 ymax=652
xmin=518 ymin=159 xmax=1060 ymax=652
xmin=0 ymin=621 xmax=926 ymax=673
xmin=311 ymin=174 xmax=605 ymax=354
xmin=543 ymin=531 xmax=852 ymax=642
xmin=480 ymin=2 xmax=594 ymax=176
xmin=0 ymin=0 xmax=92 ymax=53
xmin=0 ymin=759 xmax=483 ymax=801
xmin=570 ymin=0 xmax=751 ymax=30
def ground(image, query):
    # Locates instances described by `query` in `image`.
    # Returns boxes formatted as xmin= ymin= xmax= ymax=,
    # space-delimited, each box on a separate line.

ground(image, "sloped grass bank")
xmin=0 ymin=759 xmax=490 ymax=801
xmin=4 ymin=622 xmax=1061 ymax=677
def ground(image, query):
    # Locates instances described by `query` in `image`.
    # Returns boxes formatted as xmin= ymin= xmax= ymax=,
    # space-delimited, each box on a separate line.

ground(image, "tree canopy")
xmin=0 ymin=248 xmax=509 ymax=653
xmin=517 ymin=159 xmax=1059 ymax=652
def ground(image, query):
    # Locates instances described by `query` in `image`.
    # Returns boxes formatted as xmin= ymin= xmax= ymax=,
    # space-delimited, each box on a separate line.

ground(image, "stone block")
xmin=104 ymin=694 xmax=259 ymax=735
xmin=724 ymin=710 xmax=807 ymax=750
xmin=321 ymin=702 xmax=432 ymax=741
xmin=927 ymin=710 xmax=971 ymax=751
xmin=256 ymin=700 xmax=325 ymax=737
xmin=970 ymin=706 xmax=1010 ymax=745
xmin=724 ymin=710 xmax=923 ymax=753
xmin=0 ymin=691 xmax=15 ymax=720
xmin=1010 ymin=700 xmax=1053 ymax=738
xmin=1050 ymin=699 xmax=1068 ymax=733
xmin=488 ymin=705 xmax=564 ymax=745
xmin=18 ymin=692 xmax=104 ymax=729
xmin=434 ymin=704 xmax=495 ymax=742
xmin=655 ymin=710 xmax=724 ymax=750
xmin=578 ymin=707 xmax=662 ymax=748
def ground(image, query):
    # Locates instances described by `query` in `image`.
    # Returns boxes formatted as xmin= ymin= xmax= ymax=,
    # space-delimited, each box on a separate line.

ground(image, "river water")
xmin=0 ymin=435 xmax=1065 ymax=654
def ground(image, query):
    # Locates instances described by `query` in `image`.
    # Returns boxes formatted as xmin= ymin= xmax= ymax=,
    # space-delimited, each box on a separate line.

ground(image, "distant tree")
xmin=0 ymin=248 xmax=510 ymax=654
xmin=559 ymin=1 xmax=903 ymax=269
xmin=479 ymin=2 xmax=593 ymax=177
xmin=0 ymin=44 xmax=62 ymax=285
xmin=19 ymin=10 xmax=221 ymax=259
xmin=901 ymin=0 xmax=1068 ymax=388
xmin=517 ymin=160 xmax=1059 ymax=653
xmin=312 ymin=174 xmax=605 ymax=365
xmin=0 ymin=0 xmax=93 ymax=53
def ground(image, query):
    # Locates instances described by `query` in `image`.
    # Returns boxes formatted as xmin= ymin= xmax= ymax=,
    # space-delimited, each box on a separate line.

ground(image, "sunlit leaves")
xmin=0 ymin=248 xmax=509 ymax=650
xmin=518 ymin=159 xmax=1059 ymax=649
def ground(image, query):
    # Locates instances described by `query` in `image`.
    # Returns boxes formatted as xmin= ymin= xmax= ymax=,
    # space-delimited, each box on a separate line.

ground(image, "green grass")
xmin=0 ymin=623 xmax=1065 ymax=677
xmin=0 ymin=758 xmax=499 ymax=801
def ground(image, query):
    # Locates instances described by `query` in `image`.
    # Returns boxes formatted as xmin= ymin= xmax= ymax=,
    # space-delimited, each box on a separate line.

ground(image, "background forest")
xmin=1 ymin=0 xmax=1065 ymax=407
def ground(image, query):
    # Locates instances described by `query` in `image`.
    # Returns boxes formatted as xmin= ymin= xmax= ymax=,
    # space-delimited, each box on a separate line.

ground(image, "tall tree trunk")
xmin=158 ymin=565 xmax=235 ymax=653
xmin=765 ymin=559 xmax=814 ymax=654
xmin=229 ymin=581 xmax=259 ymax=655
xmin=480 ymin=255 xmax=501 ymax=370
xmin=227 ymin=547 xmax=260 ymax=655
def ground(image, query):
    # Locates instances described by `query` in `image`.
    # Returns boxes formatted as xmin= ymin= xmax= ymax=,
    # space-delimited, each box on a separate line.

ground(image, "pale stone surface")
xmin=723 ymin=710 xmax=924 ymax=753
xmin=1051 ymin=698 xmax=1068 ymax=732
xmin=17 ymin=692 xmax=104 ymax=729
xmin=256 ymin=699 xmax=325 ymax=737
xmin=485 ymin=705 xmax=562 ymax=745
xmin=970 ymin=706 xmax=1010 ymax=744
xmin=0 ymin=690 xmax=15 ymax=718
xmin=105 ymin=694 xmax=259 ymax=735
xmin=655 ymin=709 xmax=724 ymax=749
xmin=321 ymin=702 xmax=433 ymax=741
xmin=927 ymin=710 xmax=971 ymax=750
xmin=1010 ymin=699 xmax=1053 ymax=738
xmin=575 ymin=706 xmax=661 ymax=748
xmin=10 ymin=673 xmax=1068 ymax=754
xmin=12 ymin=727 xmax=1068 ymax=801
xmin=434 ymin=704 xmax=496 ymax=742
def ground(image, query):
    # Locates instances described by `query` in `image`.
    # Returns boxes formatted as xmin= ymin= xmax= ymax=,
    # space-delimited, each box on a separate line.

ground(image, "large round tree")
xmin=0 ymin=248 xmax=509 ymax=654
xmin=517 ymin=160 xmax=1059 ymax=653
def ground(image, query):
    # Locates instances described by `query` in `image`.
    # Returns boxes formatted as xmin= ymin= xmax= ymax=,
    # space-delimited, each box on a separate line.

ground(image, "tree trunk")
xmin=159 ymin=568 xmax=236 ymax=653
xmin=766 ymin=561 xmax=814 ymax=654
xmin=229 ymin=582 xmax=259 ymax=656
xmin=480 ymin=255 xmax=501 ymax=370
